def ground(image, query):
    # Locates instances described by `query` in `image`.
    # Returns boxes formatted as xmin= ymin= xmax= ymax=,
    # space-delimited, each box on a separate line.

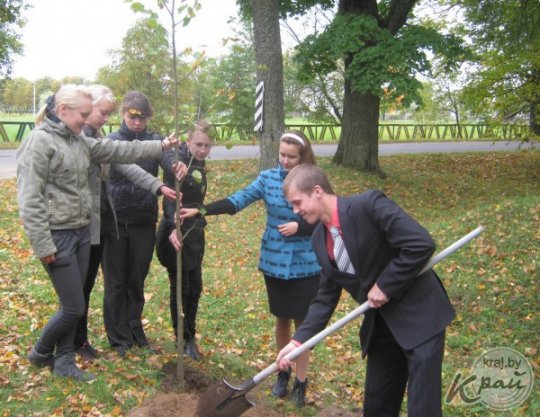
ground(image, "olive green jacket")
xmin=17 ymin=118 xmax=163 ymax=258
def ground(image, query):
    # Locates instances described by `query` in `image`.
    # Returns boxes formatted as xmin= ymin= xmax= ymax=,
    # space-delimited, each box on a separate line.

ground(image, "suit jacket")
xmin=293 ymin=190 xmax=455 ymax=355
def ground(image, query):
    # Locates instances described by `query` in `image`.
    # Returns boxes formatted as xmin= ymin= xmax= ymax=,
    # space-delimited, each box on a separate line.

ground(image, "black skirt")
xmin=264 ymin=274 xmax=320 ymax=320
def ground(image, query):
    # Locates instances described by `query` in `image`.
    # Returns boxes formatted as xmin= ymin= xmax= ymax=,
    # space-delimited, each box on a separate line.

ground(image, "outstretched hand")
xmin=160 ymin=185 xmax=181 ymax=202
xmin=178 ymin=207 xmax=200 ymax=220
xmin=172 ymin=161 xmax=188 ymax=182
xmin=162 ymin=133 xmax=179 ymax=150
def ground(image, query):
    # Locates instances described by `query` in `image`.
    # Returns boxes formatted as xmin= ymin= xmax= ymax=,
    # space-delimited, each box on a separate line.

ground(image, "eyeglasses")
xmin=193 ymin=142 xmax=212 ymax=149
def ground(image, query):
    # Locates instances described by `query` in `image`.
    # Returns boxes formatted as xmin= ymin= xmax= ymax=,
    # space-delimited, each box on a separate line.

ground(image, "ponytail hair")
xmin=35 ymin=84 xmax=91 ymax=125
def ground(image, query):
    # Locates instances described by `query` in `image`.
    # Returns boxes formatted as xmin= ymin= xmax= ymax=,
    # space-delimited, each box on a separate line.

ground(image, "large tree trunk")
xmin=334 ymin=78 xmax=381 ymax=173
xmin=252 ymin=0 xmax=285 ymax=170
xmin=335 ymin=0 xmax=417 ymax=173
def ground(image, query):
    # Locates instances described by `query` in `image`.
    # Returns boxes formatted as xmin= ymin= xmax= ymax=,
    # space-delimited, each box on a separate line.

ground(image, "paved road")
xmin=0 ymin=141 xmax=534 ymax=180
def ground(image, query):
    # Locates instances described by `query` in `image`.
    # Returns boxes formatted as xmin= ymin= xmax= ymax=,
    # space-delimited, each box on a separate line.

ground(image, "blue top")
xmin=227 ymin=165 xmax=321 ymax=280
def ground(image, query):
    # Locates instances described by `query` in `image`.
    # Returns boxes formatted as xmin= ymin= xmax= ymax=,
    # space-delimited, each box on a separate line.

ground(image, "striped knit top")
xmin=228 ymin=165 xmax=321 ymax=280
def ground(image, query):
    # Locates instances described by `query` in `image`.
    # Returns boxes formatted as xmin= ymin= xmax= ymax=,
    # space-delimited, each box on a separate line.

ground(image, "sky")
xmin=11 ymin=0 xmax=239 ymax=81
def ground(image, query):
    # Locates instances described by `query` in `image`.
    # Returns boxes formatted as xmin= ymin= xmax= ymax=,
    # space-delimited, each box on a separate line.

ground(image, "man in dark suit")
xmin=277 ymin=164 xmax=454 ymax=417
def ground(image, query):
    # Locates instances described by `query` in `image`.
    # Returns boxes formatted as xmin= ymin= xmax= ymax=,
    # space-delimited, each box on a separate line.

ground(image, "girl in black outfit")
xmin=156 ymin=120 xmax=213 ymax=360
xmin=102 ymin=91 xmax=177 ymax=356
xmin=75 ymin=85 xmax=177 ymax=361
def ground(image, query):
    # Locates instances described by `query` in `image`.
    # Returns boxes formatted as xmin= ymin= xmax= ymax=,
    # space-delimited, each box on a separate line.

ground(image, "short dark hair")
xmin=283 ymin=164 xmax=334 ymax=196
xmin=120 ymin=91 xmax=153 ymax=118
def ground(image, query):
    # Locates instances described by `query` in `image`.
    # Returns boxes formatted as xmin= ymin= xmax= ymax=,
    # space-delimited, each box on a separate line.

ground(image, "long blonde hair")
xmin=88 ymin=85 xmax=116 ymax=138
xmin=88 ymin=84 xmax=116 ymax=108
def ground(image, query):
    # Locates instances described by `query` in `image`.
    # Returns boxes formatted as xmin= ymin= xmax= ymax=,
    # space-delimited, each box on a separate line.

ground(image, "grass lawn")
xmin=0 ymin=151 xmax=538 ymax=416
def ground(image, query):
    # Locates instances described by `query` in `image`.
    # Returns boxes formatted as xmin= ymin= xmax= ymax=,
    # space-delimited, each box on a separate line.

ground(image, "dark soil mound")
xmin=127 ymin=361 xmax=360 ymax=417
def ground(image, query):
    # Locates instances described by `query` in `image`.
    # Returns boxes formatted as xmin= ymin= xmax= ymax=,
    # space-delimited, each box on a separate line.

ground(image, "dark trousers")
xmin=156 ymin=223 xmax=202 ymax=342
xmin=169 ymin=267 xmax=202 ymax=342
xmin=363 ymin=312 xmax=446 ymax=417
xmin=37 ymin=228 xmax=90 ymax=357
xmin=102 ymin=224 xmax=155 ymax=348
xmin=74 ymin=240 xmax=104 ymax=349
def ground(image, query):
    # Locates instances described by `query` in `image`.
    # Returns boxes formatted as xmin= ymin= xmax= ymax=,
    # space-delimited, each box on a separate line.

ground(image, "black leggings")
xmin=36 ymin=228 xmax=90 ymax=357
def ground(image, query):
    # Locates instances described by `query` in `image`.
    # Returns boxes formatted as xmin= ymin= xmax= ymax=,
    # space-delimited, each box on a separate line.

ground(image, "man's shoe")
xmin=290 ymin=378 xmax=308 ymax=407
xmin=183 ymin=340 xmax=202 ymax=361
xmin=53 ymin=353 xmax=96 ymax=382
xmin=28 ymin=348 xmax=55 ymax=370
xmin=271 ymin=367 xmax=291 ymax=398
xmin=76 ymin=341 xmax=99 ymax=362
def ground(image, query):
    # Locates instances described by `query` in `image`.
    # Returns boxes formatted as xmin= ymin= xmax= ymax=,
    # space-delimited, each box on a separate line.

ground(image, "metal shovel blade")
xmin=196 ymin=379 xmax=254 ymax=417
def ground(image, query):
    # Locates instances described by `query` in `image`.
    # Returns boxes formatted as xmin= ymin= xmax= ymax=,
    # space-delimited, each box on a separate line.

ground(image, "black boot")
xmin=28 ymin=348 xmax=55 ymax=370
xmin=271 ymin=367 xmax=291 ymax=398
xmin=290 ymin=378 xmax=308 ymax=407
xmin=53 ymin=352 xmax=96 ymax=382
xmin=183 ymin=340 xmax=202 ymax=361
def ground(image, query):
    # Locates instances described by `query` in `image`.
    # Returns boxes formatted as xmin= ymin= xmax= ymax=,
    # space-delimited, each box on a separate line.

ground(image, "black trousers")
xmin=168 ymin=266 xmax=202 ymax=342
xmin=363 ymin=312 xmax=446 ymax=417
xmin=37 ymin=227 xmax=90 ymax=357
xmin=156 ymin=222 xmax=202 ymax=342
xmin=102 ymin=224 xmax=156 ymax=348
xmin=74 ymin=240 xmax=104 ymax=349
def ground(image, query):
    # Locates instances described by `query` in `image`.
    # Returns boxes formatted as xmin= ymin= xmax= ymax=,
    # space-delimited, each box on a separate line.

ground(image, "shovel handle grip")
xmin=252 ymin=226 xmax=484 ymax=386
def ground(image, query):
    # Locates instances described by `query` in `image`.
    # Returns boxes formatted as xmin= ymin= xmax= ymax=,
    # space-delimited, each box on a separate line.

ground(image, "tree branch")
xmin=384 ymin=0 xmax=418 ymax=34
xmin=316 ymin=73 xmax=343 ymax=123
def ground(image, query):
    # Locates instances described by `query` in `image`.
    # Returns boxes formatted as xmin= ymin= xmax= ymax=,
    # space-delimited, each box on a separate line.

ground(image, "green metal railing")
xmin=0 ymin=121 xmax=35 ymax=142
xmin=0 ymin=121 xmax=529 ymax=143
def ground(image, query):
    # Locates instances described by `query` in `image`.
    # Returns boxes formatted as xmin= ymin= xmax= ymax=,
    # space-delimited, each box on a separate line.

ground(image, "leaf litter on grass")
xmin=1 ymin=151 xmax=538 ymax=417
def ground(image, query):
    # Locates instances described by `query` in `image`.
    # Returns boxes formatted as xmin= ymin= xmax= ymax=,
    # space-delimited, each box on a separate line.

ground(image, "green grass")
xmin=0 ymin=151 xmax=538 ymax=416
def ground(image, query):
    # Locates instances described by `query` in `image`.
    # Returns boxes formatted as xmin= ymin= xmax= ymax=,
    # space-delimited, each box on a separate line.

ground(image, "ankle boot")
xmin=53 ymin=352 xmax=96 ymax=382
xmin=183 ymin=340 xmax=202 ymax=361
xmin=290 ymin=378 xmax=308 ymax=407
xmin=271 ymin=367 xmax=291 ymax=398
xmin=28 ymin=348 xmax=55 ymax=369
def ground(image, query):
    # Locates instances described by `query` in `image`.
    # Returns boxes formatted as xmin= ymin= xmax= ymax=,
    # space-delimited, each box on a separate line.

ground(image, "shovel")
xmin=196 ymin=226 xmax=484 ymax=417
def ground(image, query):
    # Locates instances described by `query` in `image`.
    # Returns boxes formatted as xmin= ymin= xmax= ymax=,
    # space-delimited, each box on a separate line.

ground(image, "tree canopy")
xmin=453 ymin=0 xmax=540 ymax=133
xmin=286 ymin=0 xmax=468 ymax=172
xmin=96 ymin=17 xmax=181 ymax=133
xmin=296 ymin=2 xmax=466 ymax=111
xmin=0 ymin=0 xmax=27 ymax=78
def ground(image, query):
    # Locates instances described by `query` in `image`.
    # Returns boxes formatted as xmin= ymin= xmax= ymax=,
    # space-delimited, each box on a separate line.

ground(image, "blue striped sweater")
xmin=227 ymin=166 xmax=321 ymax=280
